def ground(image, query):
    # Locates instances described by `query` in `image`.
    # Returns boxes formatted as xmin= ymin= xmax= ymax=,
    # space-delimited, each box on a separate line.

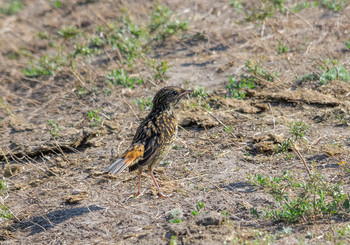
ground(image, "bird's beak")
xmin=181 ymin=89 xmax=193 ymax=96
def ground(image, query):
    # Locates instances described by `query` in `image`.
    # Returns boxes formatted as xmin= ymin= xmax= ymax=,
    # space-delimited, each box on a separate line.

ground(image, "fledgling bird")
xmin=105 ymin=86 xmax=192 ymax=197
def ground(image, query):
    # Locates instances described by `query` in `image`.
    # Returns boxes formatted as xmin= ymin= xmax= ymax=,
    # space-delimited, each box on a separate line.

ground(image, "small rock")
xmin=65 ymin=191 xmax=88 ymax=204
xmin=4 ymin=164 xmax=21 ymax=177
xmin=196 ymin=211 xmax=224 ymax=226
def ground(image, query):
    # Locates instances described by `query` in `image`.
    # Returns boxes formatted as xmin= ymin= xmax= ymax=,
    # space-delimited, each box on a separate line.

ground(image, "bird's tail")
xmin=105 ymin=144 xmax=144 ymax=175
xmin=105 ymin=158 xmax=128 ymax=174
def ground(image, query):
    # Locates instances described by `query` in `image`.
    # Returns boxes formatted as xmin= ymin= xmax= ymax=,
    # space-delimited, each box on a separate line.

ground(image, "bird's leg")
xmin=149 ymin=168 xmax=172 ymax=198
xmin=135 ymin=168 xmax=142 ymax=197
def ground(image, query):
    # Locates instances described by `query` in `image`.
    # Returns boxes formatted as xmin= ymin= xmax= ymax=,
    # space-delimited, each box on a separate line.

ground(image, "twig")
xmin=292 ymin=147 xmax=312 ymax=177
xmin=117 ymin=95 xmax=140 ymax=121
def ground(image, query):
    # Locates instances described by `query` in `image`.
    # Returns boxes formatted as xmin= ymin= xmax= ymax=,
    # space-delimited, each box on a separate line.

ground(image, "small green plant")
xmin=292 ymin=1 xmax=318 ymax=12
xmin=289 ymin=121 xmax=309 ymax=141
xmin=0 ymin=0 xmax=23 ymax=16
xmin=245 ymin=60 xmax=278 ymax=83
xmin=248 ymin=171 xmax=350 ymax=223
xmin=275 ymin=121 xmax=309 ymax=153
xmin=245 ymin=0 xmax=287 ymax=22
xmin=230 ymin=0 xmax=243 ymax=10
xmin=319 ymin=59 xmax=350 ymax=85
xmin=192 ymin=200 xmax=204 ymax=216
xmin=277 ymin=40 xmax=290 ymax=54
xmin=88 ymin=110 xmax=102 ymax=127
xmin=223 ymin=125 xmax=233 ymax=133
xmin=106 ymin=69 xmax=143 ymax=89
xmin=336 ymin=224 xmax=350 ymax=239
xmin=189 ymin=87 xmax=212 ymax=111
xmin=150 ymin=5 xmax=188 ymax=41
xmin=75 ymin=86 xmax=89 ymax=97
xmin=169 ymin=235 xmax=178 ymax=245
xmin=73 ymin=43 xmax=96 ymax=57
xmin=169 ymin=209 xmax=182 ymax=223
xmin=57 ymin=26 xmax=82 ymax=40
xmin=1 ymin=178 xmax=13 ymax=220
xmin=321 ymin=0 xmax=348 ymax=11
xmin=23 ymin=55 xmax=67 ymax=77
xmin=222 ymin=211 xmax=229 ymax=217
xmin=48 ymin=0 xmax=61 ymax=8
xmin=297 ymin=72 xmax=320 ymax=83
xmin=346 ymin=39 xmax=350 ymax=49
xmin=37 ymin=31 xmax=50 ymax=40
xmin=154 ymin=60 xmax=168 ymax=82
xmin=47 ymin=120 xmax=61 ymax=138
xmin=226 ymin=76 xmax=255 ymax=99
xmin=191 ymin=87 xmax=209 ymax=99
xmin=133 ymin=97 xmax=153 ymax=110
xmin=299 ymin=59 xmax=349 ymax=85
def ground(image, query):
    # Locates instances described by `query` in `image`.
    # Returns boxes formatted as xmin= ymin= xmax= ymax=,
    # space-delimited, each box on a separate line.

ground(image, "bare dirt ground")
xmin=0 ymin=0 xmax=350 ymax=244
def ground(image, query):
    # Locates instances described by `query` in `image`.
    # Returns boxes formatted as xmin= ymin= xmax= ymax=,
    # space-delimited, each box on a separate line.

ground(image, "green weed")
xmin=169 ymin=235 xmax=178 ymax=245
xmin=277 ymin=40 xmax=290 ymax=54
xmin=47 ymin=120 xmax=61 ymax=138
xmin=0 ymin=178 xmax=13 ymax=221
xmin=88 ymin=110 xmax=102 ymax=127
xmin=73 ymin=43 xmax=96 ymax=57
xmin=248 ymin=171 xmax=350 ymax=223
xmin=298 ymin=59 xmax=349 ymax=85
xmin=192 ymin=200 xmax=204 ymax=216
xmin=230 ymin=0 xmax=243 ymax=10
xmin=37 ymin=31 xmax=50 ymax=40
xmin=107 ymin=68 xmax=143 ymax=89
xmin=336 ymin=224 xmax=350 ymax=239
xmin=189 ymin=87 xmax=211 ymax=111
xmin=319 ymin=59 xmax=350 ymax=85
xmin=245 ymin=60 xmax=278 ymax=83
xmin=289 ymin=121 xmax=309 ymax=141
xmin=245 ymin=0 xmax=287 ymax=21
xmin=297 ymin=72 xmax=320 ymax=83
xmin=292 ymin=1 xmax=318 ymax=12
xmin=223 ymin=125 xmax=233 ymax=133
xmin=150 ymin=5 xmax=188 ymax=41
xmin=0 ymin=0 xmax=23 ymax=16
xmin=346 ymin=39 xmax=350 ymax=49
xmin=169 ymin=209 xmax=182 ymax=223
xmin=75 ymin=86 xmax=89 ymax=97
xmin=133 ymin=97 xmax=153 ymax=110
xmin=321 ymin=0 xmax=348 ymax=11
xmin=57 ymin=26 xmax=82 ymax=40
xmin=226 ymin=76 xmax=255 ymax=99
xmin=275 ymin=121 xmax=309 ymax=153
xmin=23 ymin=55 xmax=67 ymax=77
xmin=48 ymin=0 xmax=61 ymax=8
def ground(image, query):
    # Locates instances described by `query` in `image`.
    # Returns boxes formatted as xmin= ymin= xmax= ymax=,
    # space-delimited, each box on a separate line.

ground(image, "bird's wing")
xmin=129 ymin=111 xmax=177 ymax=170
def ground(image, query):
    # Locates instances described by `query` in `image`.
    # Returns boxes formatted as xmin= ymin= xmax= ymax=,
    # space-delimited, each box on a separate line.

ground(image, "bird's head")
xmin=152 ymin=86 xmax=193 ymax=111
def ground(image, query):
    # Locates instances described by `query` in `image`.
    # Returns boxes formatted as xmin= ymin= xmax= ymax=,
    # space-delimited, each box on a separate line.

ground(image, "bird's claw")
xmin=157 ymin=192 xmax=172 ymax=198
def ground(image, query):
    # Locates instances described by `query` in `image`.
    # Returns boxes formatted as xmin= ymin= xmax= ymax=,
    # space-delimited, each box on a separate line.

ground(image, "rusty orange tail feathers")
xmin=105 ymin=144 xmax=144 ymax=175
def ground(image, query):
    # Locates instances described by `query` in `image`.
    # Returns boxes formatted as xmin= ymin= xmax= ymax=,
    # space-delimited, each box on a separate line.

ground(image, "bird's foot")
xmin=133 ymin=191 xmax=142 ymax=199
xmin=157 ymin=192 xmax=173 ymax=198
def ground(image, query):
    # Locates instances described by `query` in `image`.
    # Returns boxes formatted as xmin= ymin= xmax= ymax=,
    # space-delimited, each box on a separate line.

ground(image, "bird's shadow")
xmin=16 ymin=205 xmax=104 ymax=236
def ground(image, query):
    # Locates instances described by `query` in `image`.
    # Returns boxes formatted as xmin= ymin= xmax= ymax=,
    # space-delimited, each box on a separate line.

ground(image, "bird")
xmin=105 ymin=86 xmax=192 ymax=198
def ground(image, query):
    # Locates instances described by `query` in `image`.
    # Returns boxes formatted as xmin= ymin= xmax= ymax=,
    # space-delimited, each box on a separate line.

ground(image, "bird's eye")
xmin=172 ymin=91 xmax=178 ymax=95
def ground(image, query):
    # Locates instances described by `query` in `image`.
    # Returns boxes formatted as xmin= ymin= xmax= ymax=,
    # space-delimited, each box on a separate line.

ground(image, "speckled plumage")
xmin=105 ymin=86 xmax=192 ymax=197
